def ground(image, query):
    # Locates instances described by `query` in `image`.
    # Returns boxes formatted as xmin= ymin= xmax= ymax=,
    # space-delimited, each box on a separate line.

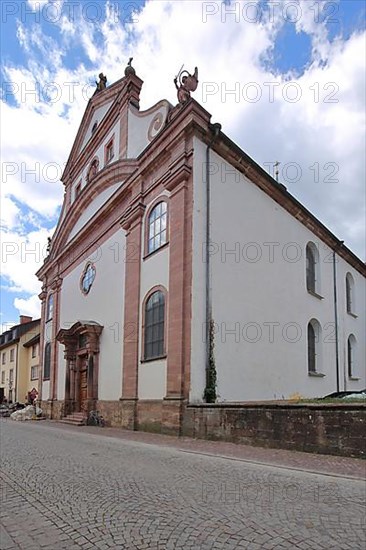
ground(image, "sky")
xmin=0 ymin=0 xmax=365 ymax=330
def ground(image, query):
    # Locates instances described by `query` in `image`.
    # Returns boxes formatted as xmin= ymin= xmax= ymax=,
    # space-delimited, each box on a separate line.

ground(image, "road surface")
xmin=0 ymin=420 xmax=365 ymax=549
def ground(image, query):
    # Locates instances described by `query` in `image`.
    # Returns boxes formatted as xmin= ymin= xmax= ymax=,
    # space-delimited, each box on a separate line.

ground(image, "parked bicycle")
xmin=87 ymin=410 xmax=105 ymax=427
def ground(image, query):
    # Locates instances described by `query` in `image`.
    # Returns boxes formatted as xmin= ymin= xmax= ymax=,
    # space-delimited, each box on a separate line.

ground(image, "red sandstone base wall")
xmin=182 ymin=403 xmax=366 ymax=459
xmin=40 ymin=399 xmax=365 ymax=458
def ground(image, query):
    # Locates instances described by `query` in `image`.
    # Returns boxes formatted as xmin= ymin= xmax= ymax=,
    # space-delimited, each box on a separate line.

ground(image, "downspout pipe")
xmin=205 ymin=123 xmax=222 ymax=401
xmin=332 ymin=242 xmax=343 ymax=393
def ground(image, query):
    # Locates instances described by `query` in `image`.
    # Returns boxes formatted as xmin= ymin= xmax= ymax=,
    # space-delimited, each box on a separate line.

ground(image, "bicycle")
xmin=87 ymin=410 xmax=105 ymax=427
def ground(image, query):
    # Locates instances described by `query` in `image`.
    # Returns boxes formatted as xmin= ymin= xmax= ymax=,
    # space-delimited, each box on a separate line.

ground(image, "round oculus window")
xmin=81 ymin=263 xmax=96 ymax=295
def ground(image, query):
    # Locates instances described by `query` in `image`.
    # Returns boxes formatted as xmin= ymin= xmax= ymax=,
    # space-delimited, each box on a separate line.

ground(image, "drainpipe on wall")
xmin=205 ymin=123 xmax=222 ymax=402
xmin=332 ymin=242 xmax=343 ymax=393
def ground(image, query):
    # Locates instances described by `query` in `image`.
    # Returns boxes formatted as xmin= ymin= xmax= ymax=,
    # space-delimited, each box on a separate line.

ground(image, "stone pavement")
xmin=0 ymin=420 xmax=365 ymax=550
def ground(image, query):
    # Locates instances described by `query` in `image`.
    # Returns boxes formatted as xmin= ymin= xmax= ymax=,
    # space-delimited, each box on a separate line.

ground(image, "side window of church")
xmin=47 ymin=294 xmax=54 ymax=320
xmin=43 ymin=343 xmax=51 ymax=379
xmin=144 ymin=291 xmax=165 ymax=360
xmin=148 ymin=202 xmax=167 ymax=254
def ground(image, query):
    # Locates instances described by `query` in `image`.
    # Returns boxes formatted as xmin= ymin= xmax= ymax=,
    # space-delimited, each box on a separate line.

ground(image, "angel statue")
xmin=95 ymin=73 xmax=107 ymax=92
xmin=174 ymin=66 xmax=199 ymax=104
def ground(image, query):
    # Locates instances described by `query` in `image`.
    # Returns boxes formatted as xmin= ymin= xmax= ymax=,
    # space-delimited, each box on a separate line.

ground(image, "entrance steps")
xmin=60 ymin=412 xmax=86 ymax=426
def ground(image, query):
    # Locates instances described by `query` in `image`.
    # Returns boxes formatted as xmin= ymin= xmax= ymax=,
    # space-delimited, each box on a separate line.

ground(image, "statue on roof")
xmin=95 ymin=73 xmax=107 ymax=92
xmin=124 ymin=57 xmax=136 ymax=77
xmin=174 ymin=66 xmax=199 ymax=104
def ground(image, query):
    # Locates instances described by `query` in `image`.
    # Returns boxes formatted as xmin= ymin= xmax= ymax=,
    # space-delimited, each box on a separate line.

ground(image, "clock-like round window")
xmin=81 ymin=263 xmax=96 ymax=295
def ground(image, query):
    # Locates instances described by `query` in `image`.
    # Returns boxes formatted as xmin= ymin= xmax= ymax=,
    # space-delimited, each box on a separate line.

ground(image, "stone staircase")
xmin=59 ymin=412 xmax=86 ymax=426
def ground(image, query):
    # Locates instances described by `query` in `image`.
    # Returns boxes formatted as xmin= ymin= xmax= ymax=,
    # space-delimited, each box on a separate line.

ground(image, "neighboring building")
xmin=36 ymin=64 xmax=365 ymax=433
xmin=0 ymin=317 xmax=40 ymax=403
xmin=22 ymin=333 xmax=41 ymax=403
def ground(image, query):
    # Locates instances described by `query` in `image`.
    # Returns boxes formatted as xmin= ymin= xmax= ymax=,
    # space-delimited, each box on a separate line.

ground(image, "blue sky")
xmin=1 ymin=0 xmax=365 ymax=328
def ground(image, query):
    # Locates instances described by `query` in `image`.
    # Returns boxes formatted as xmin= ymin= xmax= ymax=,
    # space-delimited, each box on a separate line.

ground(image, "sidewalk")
xmin=44 ymin=420 xmax=366 ymax=480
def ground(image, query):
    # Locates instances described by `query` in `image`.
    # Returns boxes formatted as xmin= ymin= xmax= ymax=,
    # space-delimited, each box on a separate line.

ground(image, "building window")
xmin=43 ymin=343 xmax=51 ymax=380
xmin=91 ymin=121 xmax=98 ymax=134
xmin=9 ymin=369 xmax=14 ymax=383
xmin=144 ymin=290 xmax=166 ymax=360
xmin=10 ymin=349 xmax=14 ymax=362
xmin=1 ymin=352 xmax=6 ymax=365
xmin=31 ymin=366 xmax=39 ymax=380
xmin=307 ymin=319 xmax=322 ymax=375
xmin=75 ymin=181 xmax=82 ymax=200
xmin=347 ymin=335 xmax=356 ymax=377
xmin=31 ymin=344 xmax=38 ymax=358
xmin=105 ymin=137 xmax=114 ymax=164
xmin=1 ymin=371 xmax=5 ymax=384
xmin=80 ymin=263 xmax=96 ymax=295
xmin=346 ymin=273 xmax=355 ymax=314
xmin=306 ymin=243 xmax=319 ymax=294
xmin=87 ymin=157 xmax=99 ymax=182
xmin=147 ymin=202 xmax=168 ymax=254
xmin=46 ymin=294 xmax=54 ymax=320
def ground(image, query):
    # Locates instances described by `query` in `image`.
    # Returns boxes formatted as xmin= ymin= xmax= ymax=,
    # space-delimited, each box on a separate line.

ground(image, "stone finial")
xmin=95 ymin=73 xmax=107 ymax=92
xmin=124 ymin=57 xmax=136 ymax=77
xmin=174 ymin=66 xmax=199 ymax=104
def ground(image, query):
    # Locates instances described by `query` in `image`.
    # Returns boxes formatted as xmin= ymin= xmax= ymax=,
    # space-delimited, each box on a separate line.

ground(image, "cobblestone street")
xmin=1 ymin=420 xmax=365 ymax=549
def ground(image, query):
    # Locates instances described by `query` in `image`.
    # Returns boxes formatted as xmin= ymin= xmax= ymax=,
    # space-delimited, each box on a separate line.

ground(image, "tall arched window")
xmin=306 ymin=243 xmax=319 ymax=294
xmin=46 ymin=294 xmax=54 ymax=320
xmin=346 ymin=273 xmax=355 ymax=314
xmin=347 ymin=335 xmax=356 ymax=377
xmin=43 ymin=342 xmax=51 ymax=379
xmin=147 ymin=201 xmax=167 ymax=254
xmin=144 ymin=290 xmax=165 ymax=360
xmin=307 ymin=319 xmax=321 ymax=374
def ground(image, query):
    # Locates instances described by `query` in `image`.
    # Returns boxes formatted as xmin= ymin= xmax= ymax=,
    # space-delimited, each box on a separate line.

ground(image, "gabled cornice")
xmin=62 ymin=74 xmax=143 ymax=184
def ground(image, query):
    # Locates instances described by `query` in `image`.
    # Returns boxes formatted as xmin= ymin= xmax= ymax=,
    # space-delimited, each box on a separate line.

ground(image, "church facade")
xmin=36 ymin=65 xmax=365 ymax=433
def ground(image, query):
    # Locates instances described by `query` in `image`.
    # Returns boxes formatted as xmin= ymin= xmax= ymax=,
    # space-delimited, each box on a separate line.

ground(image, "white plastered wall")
xmin=59 ymin=231 xmax=126 ymax=401
xmin=127 ymin=101 xmax=170 ymax=158
xmin=67 ymin=180 xmax=124 ymax=243
xmin=191 ymin=137 xmax=366 ymax=402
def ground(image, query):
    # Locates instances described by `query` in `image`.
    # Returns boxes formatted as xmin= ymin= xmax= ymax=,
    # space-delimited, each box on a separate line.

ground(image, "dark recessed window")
xmin=346 ymin=273 xmax=355 ymax=314
xmin=148 ymin=202 xmax=167 ymax=254
xmin=144 ymin=291 xmax=165 ymax=360
xmin=307 ymin=323 xmax=316 ymax=373
xmin=31 ymin=366 xmax=38 ymax=380
xmin=92 ymin=121 xmax=98 ymax=134
xmin=307 ymin=319 xmax=322 ymax=375
xmin=47 ymin=294 xmax=54 ymax=320
xmin=306 ymin=244 xmax=316 ymax=293
xmin=43 ymin=343 xmax=51 ymax=379
xmin=105 ymin=138 xmax=114 ymax=164
xmin=81 ymin=263 xmax=96 ymax=295
xmin=347 ymin=335 xmax=356 ymax=377
xmin=75 ymin=182 xmax=82 ymax=199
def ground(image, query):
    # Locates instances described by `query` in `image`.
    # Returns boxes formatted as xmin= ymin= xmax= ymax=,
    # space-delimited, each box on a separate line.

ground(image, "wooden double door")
xmin=78 ymin=355 xmax=88 ymax=413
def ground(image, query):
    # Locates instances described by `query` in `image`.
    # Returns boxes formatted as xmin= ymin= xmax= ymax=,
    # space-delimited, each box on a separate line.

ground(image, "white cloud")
xmin=14 ymin=295 xmax=41 ymax=319
xmin=27 ymin=0 xmax=49 ymax=10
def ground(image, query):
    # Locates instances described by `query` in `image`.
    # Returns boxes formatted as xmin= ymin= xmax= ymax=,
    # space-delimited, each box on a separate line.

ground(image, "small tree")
xmin=204 ymin=319 xmax=217 ymax=403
